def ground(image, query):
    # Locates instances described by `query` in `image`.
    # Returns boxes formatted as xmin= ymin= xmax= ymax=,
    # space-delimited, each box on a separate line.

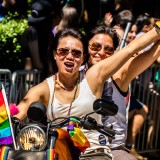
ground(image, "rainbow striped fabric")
xmin=0 ymin=146 xmax=11 ymax=160
xmin=46 ymin=149 xmax=58 ymax=160
xmin=0 ymin=91 xmax=13 ymax=145
xmin=67 ymin=118 xmax=90 ymax=152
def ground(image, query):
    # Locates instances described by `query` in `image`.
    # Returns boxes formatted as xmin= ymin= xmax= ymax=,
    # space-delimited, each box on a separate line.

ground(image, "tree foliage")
xmin=0 ymin=12 xmax=28 ymax=71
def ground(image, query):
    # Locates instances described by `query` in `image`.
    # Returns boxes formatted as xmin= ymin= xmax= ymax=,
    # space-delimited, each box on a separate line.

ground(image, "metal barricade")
xmin=131 ymin=63 xmax=160 ymax=153
xmin=10 ymin=69 xmax=42 ymax=104
xmin=0 ymin=69 xmax=12 ymax=102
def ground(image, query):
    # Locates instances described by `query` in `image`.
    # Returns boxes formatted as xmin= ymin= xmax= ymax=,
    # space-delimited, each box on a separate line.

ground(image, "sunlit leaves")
xmin=0 ymin=12 xmax=28 ymax=70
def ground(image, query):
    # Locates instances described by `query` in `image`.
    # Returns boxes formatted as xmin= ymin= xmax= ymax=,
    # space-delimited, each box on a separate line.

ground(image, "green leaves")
xmin=0 ymin=12 xmax=28 ymax=70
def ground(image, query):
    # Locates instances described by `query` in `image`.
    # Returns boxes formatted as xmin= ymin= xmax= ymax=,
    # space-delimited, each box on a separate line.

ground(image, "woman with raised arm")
xmin=86 ymin=22 xmax=160 ymax=160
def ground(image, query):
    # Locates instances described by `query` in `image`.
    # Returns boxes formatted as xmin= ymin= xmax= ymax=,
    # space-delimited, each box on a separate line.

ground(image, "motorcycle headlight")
xmin=17 ymin=125 xmax=47 ymax=151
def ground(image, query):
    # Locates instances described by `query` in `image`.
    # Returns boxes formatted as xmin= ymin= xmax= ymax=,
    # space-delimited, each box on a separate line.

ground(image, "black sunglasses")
xmin=89 ymin=42 xmax=114 ymax=56
xmin=56 ymin=48 xmax=82 ymax=58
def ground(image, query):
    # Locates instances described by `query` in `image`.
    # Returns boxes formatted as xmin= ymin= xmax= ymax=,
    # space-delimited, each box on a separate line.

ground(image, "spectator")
xmin=114 ymin=0 xmax=131 ymax=15
xmin=136 ymin=13 xmax=154 ymax=53
xmin=111 ymin=9 xmax=135 ymax=50
xmin=111 ymin=9 xmax=134 ymax=29
xmin=0 ymin=0 xmax=8 ymax=20
xmin=52 ymin=4 xmax=81 ymax=36
xmin=0 ymin=0 xmax=28 ymax=20
xmin=21 ymin=0 xmax=55 ymax=80
xmin=132 ymin=15 xmax=160 ymax=158
xmin=111 ymin=11 xmax=149 ymax=159
xmin=82 ymin=0 xmax=115 ymax=32
xmin=127 ymin=96 xmax=149 ymax=160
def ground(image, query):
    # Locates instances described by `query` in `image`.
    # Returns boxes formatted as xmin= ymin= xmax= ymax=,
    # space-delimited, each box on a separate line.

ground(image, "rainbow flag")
xmin=0 ymin=146 xmax=11 ymax=160
xmin=0 ymin=91 xmax=13 ymax=145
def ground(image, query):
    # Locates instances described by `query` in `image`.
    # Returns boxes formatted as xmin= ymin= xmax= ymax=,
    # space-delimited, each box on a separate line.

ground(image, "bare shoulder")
xmin=29 ymin=80 xmax=49 ymax=94
xmin=16 ymin=80 xmax=50 ymax=119
xmin=24 ymin=80 xmax=50 ymax=104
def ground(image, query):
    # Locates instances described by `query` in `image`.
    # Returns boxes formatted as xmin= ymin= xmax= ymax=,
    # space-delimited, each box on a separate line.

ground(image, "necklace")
xmin=51 ymin=73 xmax=79 ymax=118
xmin=55 ymin=73 xmax=78 ymax=91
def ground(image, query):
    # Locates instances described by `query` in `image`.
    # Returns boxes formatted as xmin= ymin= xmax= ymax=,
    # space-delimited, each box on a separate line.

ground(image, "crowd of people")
xmin=1 ymin=0 xmax=160 ymax=160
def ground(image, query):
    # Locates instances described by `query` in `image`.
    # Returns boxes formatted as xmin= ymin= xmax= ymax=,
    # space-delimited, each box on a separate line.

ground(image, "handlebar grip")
xmin=97 ymin=124 xmax=116 ymax=139
xmin=103 ymin=126 xmax=116 ymax=138
xmin=50 ymin=117 xmax=69 ymax=127
xmin=97 ymin=127 xmax=116 ymax=139
xmin=50 ymin=116 xmax=80 ymax=128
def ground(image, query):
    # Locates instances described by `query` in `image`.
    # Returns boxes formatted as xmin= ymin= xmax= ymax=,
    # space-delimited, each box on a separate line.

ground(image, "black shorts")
xmin=129 ymin=96 xmax=144 ymax=112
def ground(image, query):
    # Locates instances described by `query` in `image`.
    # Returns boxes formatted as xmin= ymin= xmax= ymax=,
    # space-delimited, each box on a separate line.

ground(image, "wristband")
xmin=155 ymin=21 xmax=160 ymax=34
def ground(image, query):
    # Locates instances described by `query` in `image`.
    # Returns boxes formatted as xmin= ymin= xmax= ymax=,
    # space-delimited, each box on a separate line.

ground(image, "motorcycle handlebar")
xmin=97 ymin=124 xmax=116 ymax=139
xmin=50 ymin=117 xmax=70 ymax=127
xmin=50 ymin=116 xmax=115 ymax=139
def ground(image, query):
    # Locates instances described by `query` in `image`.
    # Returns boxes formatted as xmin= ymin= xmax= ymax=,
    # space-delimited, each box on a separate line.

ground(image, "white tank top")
xmin=46 ymin=71 xmax=111 ymax=154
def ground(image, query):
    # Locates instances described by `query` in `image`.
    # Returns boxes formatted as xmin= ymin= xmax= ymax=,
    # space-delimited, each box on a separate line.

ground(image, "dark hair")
xmin=48 ymin=28 xmax=88 ymax=74
xmin=111 ymin=10 xmax=134 ymax=30
xmin=57 ymin=5 xmax=81 ymax=31
xmin=87 ymin=25 xmax=120 ymax=50
xmin=135 ymin=14 xmax=151 ymax=33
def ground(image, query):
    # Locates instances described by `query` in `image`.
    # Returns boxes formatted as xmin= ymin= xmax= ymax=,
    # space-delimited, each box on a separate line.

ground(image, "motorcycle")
xmin=2 ymin=98 xmax=118 ymax=160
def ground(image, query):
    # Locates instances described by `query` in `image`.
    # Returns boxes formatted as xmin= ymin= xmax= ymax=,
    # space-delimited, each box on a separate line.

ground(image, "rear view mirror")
xmin=93 ymin=98 xmax=118 ymax=116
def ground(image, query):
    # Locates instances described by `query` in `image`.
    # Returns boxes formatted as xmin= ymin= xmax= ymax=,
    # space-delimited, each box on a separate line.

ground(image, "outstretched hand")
xmin=9 ymin=103 xmax=19 ymax=116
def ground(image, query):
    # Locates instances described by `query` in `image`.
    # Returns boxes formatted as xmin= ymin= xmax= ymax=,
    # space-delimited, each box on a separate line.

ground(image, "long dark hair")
xmin=48 ymin=28 xmax=88 ymax=75
xmin=135 ymin=14 xmax=151 ymax=33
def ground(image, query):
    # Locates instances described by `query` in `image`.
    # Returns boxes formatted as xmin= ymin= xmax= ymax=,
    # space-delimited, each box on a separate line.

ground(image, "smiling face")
xmin=54 ymin=36 xmax=84 ymax=76
xmin=88 ymin=33 xmax=114 ymax=65
xmin=126 ymin=24 xmax=137 ymax=44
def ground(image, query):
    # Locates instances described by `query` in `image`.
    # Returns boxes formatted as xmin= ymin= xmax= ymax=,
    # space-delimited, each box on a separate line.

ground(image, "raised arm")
xmin=157 ymin=55 xmax=160 ymax=64
xmin=113 ymin=39 xmax=160 ymax=92
xmin=86 ymin=27 xmax=160 ymax=97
